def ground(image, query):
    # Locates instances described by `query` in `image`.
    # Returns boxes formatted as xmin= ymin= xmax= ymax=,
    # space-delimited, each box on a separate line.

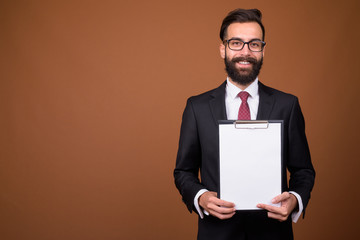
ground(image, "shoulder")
xmin=260 ymin=82 xmax=299 ymax=102
xmin=187 ymin=81 xmax=226 ymax=104
xmin=188 ymin=88 xmax=217 ymax=102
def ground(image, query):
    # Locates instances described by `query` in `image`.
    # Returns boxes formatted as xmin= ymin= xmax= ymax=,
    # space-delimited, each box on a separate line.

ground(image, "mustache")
xmin=231 ymin=56 xmax=257 ymax=64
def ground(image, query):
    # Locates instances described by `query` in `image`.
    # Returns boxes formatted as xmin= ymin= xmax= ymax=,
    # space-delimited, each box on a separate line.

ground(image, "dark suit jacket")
xmin=174 ymin=81 xmax=315 ymax=240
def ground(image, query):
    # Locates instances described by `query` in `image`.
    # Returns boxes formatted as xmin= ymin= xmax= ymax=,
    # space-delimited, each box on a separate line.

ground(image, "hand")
xmin=256 ymin=192 xmax=298 ymax=222
xmin=199 ymin=191 xmax=236 ymax=220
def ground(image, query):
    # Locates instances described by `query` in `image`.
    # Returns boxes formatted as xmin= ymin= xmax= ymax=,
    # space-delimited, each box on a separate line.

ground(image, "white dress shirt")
xmin=225 ymin=77 xmax=259 ymax=120
xmin=194 ymin=78 xmax=303 ymax=223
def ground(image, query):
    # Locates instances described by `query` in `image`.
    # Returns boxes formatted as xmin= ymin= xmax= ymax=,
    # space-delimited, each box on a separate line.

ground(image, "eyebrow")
xmin=228 ymin=37 xmax=262 ymax=41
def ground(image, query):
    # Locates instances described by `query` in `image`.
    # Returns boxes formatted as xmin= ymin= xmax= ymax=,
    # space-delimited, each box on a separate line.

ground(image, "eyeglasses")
xmin=224 ymin=38 xmax=266 ymax=52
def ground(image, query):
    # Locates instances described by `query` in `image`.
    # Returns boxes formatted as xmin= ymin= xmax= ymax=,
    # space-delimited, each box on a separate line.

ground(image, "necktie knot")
xmin=238 ymin=91 xmax=250 ymax=101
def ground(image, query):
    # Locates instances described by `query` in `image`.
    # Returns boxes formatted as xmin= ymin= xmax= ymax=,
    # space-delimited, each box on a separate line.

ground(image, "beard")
xmin=224 ymin=55 xmax=263 ymax=86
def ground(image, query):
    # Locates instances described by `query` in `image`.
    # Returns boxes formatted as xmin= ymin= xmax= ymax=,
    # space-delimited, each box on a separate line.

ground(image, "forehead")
xmin=226 ymin=22 xmax=263 ymax=40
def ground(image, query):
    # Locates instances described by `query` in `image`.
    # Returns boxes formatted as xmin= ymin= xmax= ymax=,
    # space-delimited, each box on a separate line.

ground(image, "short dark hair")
xmin=220 ymin=8 xmax=265 ymax=41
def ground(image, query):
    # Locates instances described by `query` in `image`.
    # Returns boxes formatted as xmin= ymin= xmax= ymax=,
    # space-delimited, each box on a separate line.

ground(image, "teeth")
xmin=239 ymin=61 xmax=250 ymax=64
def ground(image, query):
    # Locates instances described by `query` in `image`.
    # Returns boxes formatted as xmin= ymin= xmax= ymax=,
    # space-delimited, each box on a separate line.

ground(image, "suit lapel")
xmin=257 ymin=81 xmax=275 ymax=120
xmin=208 ymin=81 xmax=274 ymax=122
xmin=209 ymin=81 xmax=227 ymax=125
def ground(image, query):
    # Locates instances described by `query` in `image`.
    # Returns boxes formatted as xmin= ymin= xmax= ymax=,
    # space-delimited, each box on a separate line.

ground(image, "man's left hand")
xmin=256 ymin=192 xmax=298 ymax=222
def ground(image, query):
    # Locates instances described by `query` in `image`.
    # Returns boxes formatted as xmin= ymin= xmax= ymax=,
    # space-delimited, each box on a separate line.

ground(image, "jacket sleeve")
xmin=174 ymin=98 xmax=205 ymax=213
xmin=287 ymin=97 xmax=315 ymax=212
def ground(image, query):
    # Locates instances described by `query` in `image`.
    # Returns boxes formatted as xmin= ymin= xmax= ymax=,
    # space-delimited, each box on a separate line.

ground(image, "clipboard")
xmin=218 ymin=120 xmax=283 ymax=210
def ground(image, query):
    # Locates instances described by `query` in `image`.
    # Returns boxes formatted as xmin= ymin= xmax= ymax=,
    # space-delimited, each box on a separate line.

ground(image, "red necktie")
xmin=238 ymin=91 xmax=250 ymax=120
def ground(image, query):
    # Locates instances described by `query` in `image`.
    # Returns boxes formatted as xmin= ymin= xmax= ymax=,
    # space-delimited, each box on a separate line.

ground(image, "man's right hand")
xmin=199 ymin=191 xmax=236 ymax=220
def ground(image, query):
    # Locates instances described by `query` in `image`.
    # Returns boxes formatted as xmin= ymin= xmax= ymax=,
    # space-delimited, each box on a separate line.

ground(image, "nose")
xmin=239 ymin=43 xmax=251 ymax=55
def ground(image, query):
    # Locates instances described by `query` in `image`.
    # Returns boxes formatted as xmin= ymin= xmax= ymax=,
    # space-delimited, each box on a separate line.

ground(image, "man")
xmin=174 ymin=8 xmax=315 ymax=240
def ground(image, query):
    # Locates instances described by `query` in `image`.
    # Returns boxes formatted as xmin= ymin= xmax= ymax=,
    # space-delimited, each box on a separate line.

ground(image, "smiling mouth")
xmin=236 ymin=61 xmax=252 ymax=67
xmin=232 ymin=57 xmax=257 ymax=66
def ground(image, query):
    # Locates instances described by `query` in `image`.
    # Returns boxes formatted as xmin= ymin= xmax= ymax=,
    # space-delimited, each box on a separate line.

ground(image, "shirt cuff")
xmin=289 ymin=191 xmax=303 ymax=223
xmin=194 ymin=189 xmax=209 ymax=219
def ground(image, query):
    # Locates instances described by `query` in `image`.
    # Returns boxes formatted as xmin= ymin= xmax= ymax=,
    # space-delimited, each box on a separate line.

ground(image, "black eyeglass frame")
xmin=223 ymin=38 xmax=266 ymax=52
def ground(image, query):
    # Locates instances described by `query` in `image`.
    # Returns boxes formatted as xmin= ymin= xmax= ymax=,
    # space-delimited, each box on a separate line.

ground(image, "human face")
xmin=220 ymin=22 xmax=265 ymax=88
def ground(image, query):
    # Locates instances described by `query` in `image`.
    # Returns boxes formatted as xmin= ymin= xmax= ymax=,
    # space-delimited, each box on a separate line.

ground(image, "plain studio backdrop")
xmin=1 ymin=0 xmax=359 ymax=239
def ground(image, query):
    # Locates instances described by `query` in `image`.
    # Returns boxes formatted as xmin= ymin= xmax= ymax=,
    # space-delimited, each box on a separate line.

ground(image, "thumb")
xmin=272 ymin=192 xmax=290 ymax=204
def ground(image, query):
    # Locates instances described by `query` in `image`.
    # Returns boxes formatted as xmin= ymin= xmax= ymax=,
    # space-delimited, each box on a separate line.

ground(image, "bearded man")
xmin=174 ymin=8 xmax=315 ymax=240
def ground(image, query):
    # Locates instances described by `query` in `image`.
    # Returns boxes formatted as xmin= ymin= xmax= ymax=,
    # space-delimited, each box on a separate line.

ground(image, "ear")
xmin=219 ymin=42 xmax=225 ymax=59
xmin=262 ymin=45 xmax=266 ymax=57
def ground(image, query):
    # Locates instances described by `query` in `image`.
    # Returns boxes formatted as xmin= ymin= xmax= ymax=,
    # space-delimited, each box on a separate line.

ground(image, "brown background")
xmin=1 ymin=0 xmax=359 ymax=239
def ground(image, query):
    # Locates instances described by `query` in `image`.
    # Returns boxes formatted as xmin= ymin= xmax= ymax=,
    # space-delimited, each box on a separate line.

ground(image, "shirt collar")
xmin=226 ymin=77 xmax=259 ymax=99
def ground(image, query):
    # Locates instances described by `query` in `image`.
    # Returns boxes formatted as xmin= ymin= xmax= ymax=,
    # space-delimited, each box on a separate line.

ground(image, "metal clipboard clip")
xmin=234 ymin=120 xmax=269 ymax=129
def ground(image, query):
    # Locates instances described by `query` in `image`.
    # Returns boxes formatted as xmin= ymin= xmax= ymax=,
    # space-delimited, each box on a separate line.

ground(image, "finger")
xmin=209 ymin=209 xmax=236 ymax=220
xmin=206 ymin=194 xmax=235 ymax=208
xmin=209 ymin=203 xmax=236 ymax=214
xmin=212 ymin=198 xmax=235 ymax=208
xmin=267 ymin=211 xmax=288 ymax=222
xmin=257 ymin=203 xmax=285 ymax=215
xmin=207 ymin=200 xmax=235 ymax=212
xmin=272 ymin=192 xmax=290 ymax=204
xmin=261 ymin=204 xmax=289 ymax=218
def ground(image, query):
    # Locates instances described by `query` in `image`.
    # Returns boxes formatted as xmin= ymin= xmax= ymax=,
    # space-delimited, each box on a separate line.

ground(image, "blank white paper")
xmin=219 ymin=122 xmax=282 ymax=210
